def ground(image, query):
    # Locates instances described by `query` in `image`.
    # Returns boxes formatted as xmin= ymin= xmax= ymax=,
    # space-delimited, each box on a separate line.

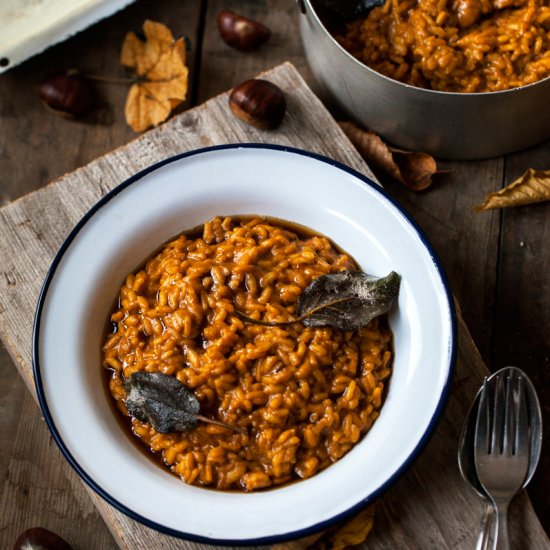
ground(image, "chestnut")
xmin=217 ymin=10 xmax=271 ymax=51
xmin=13 ymin=527 xmax=72 ymax=550
xmin=37 ymin=70 xmax=95 ymax=117
xmin=229 ymin=79 xmax=286 ymax=130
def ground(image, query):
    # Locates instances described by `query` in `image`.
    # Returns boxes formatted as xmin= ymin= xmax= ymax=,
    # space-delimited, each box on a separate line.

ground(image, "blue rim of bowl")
xmin=33 ymin=143 xmax=457 ymax=546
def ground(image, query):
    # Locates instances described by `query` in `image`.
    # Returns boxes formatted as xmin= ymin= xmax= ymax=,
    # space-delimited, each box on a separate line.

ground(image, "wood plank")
xmin=0 ymin=349 xmax=117 ymax=549
xmin=493 ymin=140 xmax=550 ymax=535
xmin=0 ymin=1 xmax=319 ymax=544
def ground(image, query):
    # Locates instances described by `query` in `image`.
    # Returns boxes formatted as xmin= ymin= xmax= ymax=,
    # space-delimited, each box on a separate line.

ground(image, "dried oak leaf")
xmin=475 ymin=168 xmax=550 ymax=211
xmin=121 ymin=20 xmax=188 ymax=132
xmin=339 ymin=121 xmax=437 ymax=191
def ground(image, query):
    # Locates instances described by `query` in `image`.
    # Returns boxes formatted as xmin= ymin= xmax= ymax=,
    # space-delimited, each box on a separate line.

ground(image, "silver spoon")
xmin=458 ymin=366 xmax=542 ymax=550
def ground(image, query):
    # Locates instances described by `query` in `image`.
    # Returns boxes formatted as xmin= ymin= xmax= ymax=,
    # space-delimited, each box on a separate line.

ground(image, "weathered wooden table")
xmin=1 ymin=1 xmax=548 ymax=548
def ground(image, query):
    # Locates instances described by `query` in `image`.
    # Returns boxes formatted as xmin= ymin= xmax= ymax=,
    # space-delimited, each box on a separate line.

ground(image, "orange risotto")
xmin=335 ymin=0 xmax=550 ymax=92
xmin=102 ymin=217 xmax=393 ymax=491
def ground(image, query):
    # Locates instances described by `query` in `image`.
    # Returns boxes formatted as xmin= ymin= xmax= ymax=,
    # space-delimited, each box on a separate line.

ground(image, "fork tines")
xmin=477 ymin=371 xmax=529 ymax=457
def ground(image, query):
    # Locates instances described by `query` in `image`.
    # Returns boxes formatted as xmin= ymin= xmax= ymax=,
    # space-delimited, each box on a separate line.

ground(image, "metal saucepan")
xmin=297 ymin=0 xmax=550 ymax=160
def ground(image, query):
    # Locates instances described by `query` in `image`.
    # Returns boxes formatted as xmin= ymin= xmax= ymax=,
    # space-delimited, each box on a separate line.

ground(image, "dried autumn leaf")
xmin=326 ymin=504 xmax=376 ymax=550
xmin=339 ymin=121 xmax=437 ymax=191
xmin=475 ymin=168 xmax=550 ymax=211
xmin=121 ymin=20 xmax=188 ymax=132
xmin=271 ymin=504 xmax=376 ymax=550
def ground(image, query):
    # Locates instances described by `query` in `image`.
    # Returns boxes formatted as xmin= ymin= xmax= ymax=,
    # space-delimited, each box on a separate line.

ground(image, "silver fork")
xmin=474 ymin=371 xmax=530 ymax=550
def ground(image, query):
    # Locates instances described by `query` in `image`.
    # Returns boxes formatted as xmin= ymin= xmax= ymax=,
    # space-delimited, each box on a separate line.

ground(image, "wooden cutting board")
xmin=0 ymin=62 xmax=547 ymax=549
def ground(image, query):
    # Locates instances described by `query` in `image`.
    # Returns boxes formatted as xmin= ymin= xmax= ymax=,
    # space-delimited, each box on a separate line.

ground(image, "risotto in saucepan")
xmin=333 ymin=0 xmax=550 ymax=92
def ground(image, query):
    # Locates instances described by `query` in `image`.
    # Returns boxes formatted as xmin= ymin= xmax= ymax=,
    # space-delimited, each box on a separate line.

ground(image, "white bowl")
xmin=33 ymin=144 xmax=456 ymax=544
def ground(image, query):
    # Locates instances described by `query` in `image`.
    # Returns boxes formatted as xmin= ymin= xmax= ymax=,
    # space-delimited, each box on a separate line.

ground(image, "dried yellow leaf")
xmin=121 ymin=20 xmax=188 ymax=132
xmin=328 ymin=505 xmax=375 ymax=550
xmin=271 ymin=505 xmax=376 ymax=550
xmin=475 ymin=168 xmax=550 ymax=211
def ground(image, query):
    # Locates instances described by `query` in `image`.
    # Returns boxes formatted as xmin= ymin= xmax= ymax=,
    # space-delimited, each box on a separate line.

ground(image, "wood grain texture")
xmin=0 ymin=349 xmax=117 ymax=549
xmin=374 ymin=130 xmax=550 ymax=540
xmin=494 ymin=144 xmax=550 ymax=531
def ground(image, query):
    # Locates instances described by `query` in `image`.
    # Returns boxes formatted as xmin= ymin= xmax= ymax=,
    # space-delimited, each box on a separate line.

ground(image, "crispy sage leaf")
xmin=296 ymin=270 xmax=400 ymax=331
xmin=124 ymin=372 xmax=199 ymax=433
xmin=124 ymin=372 xmax=244 ymax=434
xmin=236 ymin=270 xmax=400 ymax=331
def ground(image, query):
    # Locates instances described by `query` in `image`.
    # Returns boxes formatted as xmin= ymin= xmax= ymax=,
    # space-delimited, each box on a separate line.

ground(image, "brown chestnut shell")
xmin=217 ymin=10 xmax=271 ymax=52
xmin=229 ymin=79 xmax=286 ymax=130
xmin=37 ymin=70 xmax=95 ymax=117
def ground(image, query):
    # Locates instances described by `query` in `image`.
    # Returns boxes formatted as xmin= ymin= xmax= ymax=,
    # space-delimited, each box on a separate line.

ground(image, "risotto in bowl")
xmin=33 ymin=144 xmax=456 ymax=544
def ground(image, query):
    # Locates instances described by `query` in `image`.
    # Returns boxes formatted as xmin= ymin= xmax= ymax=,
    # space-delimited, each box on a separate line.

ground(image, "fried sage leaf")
xmin=236 ymin=271 xmax=400 ymax=331
xmin=296 ymin=270 xmax=400 ymax=330
xmin=124 ymin=372 xmax=244 ymax=434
